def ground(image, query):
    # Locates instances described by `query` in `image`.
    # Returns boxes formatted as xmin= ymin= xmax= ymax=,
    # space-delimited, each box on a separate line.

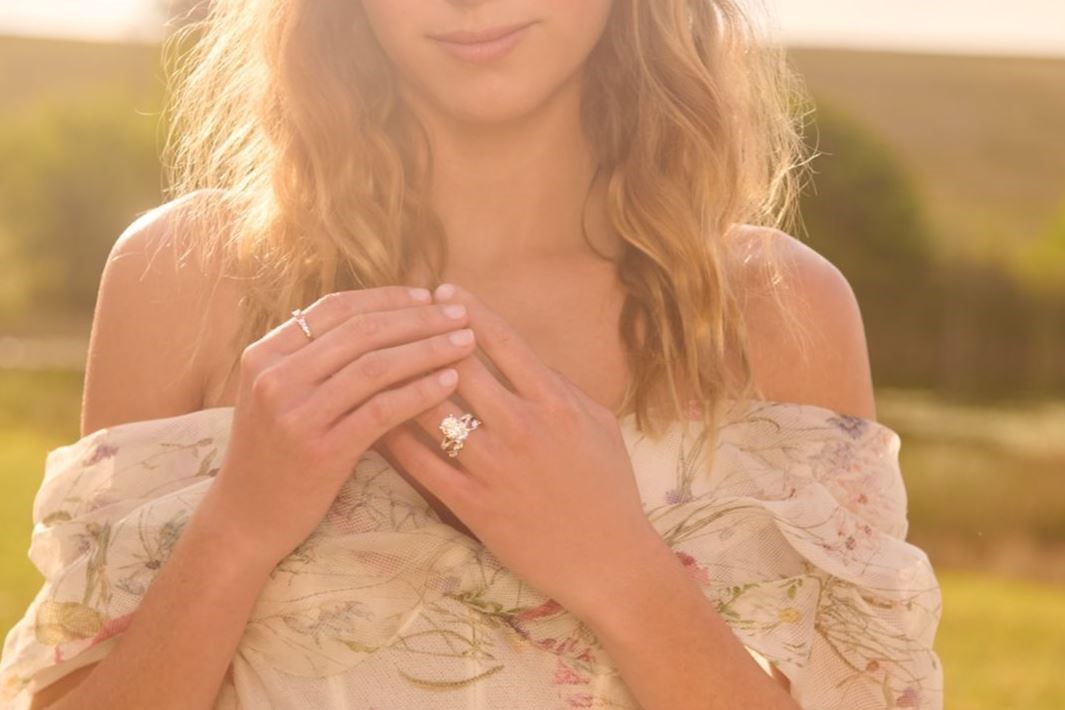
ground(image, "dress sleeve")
xmin=0 ymin=410 xmax=228 ymax=708
xmin=645 ymin=401 xmax=944 ymax=709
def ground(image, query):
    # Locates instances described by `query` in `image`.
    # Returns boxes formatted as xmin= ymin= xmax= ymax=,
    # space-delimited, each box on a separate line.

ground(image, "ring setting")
xmin=439 ymin=413 xmax=481 ymax=458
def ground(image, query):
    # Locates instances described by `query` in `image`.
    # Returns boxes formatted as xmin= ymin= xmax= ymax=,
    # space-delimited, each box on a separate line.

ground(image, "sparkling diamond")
xmin=440 ymin=416 xmax=468 ymax=440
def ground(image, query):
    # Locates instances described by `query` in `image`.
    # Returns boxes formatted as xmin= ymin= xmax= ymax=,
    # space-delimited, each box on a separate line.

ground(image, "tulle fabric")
xmin=0 ymin=399 xmax=943 ymax=709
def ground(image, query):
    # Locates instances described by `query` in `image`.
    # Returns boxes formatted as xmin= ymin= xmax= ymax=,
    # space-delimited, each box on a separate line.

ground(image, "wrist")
xmin=188 ymin=483 xmax=285 ymax=579
xmin=568 ymin=527 xmax=688 ymax=631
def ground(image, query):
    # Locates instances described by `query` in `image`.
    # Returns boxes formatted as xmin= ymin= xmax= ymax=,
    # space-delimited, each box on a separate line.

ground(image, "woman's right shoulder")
xmin=80 ymin=189 xmax=246 ymax=439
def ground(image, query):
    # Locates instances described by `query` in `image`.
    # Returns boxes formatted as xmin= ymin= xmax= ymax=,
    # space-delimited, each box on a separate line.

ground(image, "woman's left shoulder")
xmin=725 ymin=224 xmax=878 ymax=421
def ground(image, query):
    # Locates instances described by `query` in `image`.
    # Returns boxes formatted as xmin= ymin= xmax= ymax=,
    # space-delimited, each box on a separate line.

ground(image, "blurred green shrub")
xmin=799 ymin=102 xmax=943 ymax=388
xmin=0 ymin=89 xmax=165 ymax=324
xmin=801 ymin=103 xmax=1065 ymax=398
xmin=1017 ymin=197 xmax=1065 ymax=297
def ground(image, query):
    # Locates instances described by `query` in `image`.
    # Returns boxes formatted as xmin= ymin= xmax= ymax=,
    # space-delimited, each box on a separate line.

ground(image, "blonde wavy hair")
xmin=159 ymin=0 xmax=815 ymax=476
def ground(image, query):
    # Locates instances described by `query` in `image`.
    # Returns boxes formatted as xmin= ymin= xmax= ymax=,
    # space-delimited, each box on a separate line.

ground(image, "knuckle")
xmin=319 ymin=336 xmax=349 ymax=366
xmin=428 ymin=332 xmax=454 ymax=357
xmin=317 ymin=291 xmax=344 ymax=316
xmin=326 ymin=291 xmax=360 ymax=323
xmin=240 ymin=343 xmax=265 ymax=372
xmin=274 ymin=407 xmax=308 ymax=440
xmin=344 ymin=291 xmax=369 ymax=318
xmin=541 ymin=395 xmax=579 ymax=427
xmin=485 ymin=317 xmax=514 ymax=346
xmin=415 ymin=304 xmax=436 ymax=325
xmin=300 ymin=435 xmax=337 ymax=467
xmin=251 ymin=366 xmax=286 ymax=406
xmin=363 ymin=394 xmax=394 ymax=429
xmin=497 ymin=406 xmax=536 ymax=447
xmin=356 ymin=350 xmax=389 ymax=380
xmin=418 ymin=370 xmax=446 ymax=400
xmin=347 ymin=312 xmax=382 ymax=339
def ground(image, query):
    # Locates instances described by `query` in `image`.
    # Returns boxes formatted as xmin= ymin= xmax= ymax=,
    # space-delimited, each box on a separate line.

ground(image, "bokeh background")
xmin=1 ymin=1 xmax=1063 ymax=707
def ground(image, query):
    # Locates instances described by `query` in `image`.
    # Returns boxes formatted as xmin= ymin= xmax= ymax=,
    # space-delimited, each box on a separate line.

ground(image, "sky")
xmin=0 ymin=0 xmax=1063 ymax=57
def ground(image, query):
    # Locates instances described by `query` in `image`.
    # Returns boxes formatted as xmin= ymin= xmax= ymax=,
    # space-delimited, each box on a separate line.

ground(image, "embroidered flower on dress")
xmin=514 ymin=598 xmax=564 ymax=623
xmin=897 ymin=686 xmax=922 ymax=707
xmin=675 ymin=550 xmax=711 ymax=585
xmin=553 ymin=658 xmax=589 ymax=685
xmin=821 ymin=440 xmax=862 ymax=473
xmin=828 ymin=414 xmax=868 ymax=440
xmin=664 ymin=486 xmax=693 ymax=504
xmin=777 ymin=607 xmax=802 ymax=624
xmin=84 ymin=443 xmax=118 ymax=466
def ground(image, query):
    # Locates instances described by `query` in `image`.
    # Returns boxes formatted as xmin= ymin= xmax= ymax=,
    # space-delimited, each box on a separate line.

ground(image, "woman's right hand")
xmin=203 ymin=285 xmax=475 ymax=570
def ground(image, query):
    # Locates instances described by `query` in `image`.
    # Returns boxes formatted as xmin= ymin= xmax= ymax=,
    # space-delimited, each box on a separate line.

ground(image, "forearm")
xmin=577 ymin=535 xmax=801 ymax=710
xmin=48 ymin=486 xmax=276 ymax=710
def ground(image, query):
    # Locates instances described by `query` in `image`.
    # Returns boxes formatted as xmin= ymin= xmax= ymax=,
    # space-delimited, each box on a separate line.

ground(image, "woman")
xmin=1 ymin=1 xmax=943 ymax=708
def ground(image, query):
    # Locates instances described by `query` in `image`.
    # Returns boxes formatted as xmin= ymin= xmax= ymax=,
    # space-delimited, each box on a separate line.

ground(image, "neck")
xmin=402 ymin=69 xmax=617 ymax=274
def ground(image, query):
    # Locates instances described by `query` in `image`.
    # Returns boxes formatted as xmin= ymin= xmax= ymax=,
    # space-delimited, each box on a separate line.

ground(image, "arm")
xmin=32 ymin=193 xmax=258 ymax=708
xmin=576 ymin=227 xmax=876 ymax=709
xmin=579 ymin=534 xmax=801 ymax=710
xmin=38 ymin=492 xmax=276 ymax=710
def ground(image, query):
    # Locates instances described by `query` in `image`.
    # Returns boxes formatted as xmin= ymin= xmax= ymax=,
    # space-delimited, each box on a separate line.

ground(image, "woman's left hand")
xmin=374 ymin=282 xmax=671 ymax=623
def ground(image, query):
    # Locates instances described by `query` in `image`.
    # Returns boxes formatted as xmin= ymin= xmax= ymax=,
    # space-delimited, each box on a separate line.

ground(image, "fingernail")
xmin=443 ymin=304 xmax=466 ymax=319
xmin=409 ymin=287 xmax=432 ymax=303
xmin=438 ymin=368 xmax=458 ymax=386
xmin=435 ymin=283 xmax=456 ymax=300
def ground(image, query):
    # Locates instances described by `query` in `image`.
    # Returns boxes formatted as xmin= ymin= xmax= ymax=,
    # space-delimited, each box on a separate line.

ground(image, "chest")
xmin=205 ymin=263 xmax=630 ymax=413
xmin=201 ymin=262 xmax=631 ymax=540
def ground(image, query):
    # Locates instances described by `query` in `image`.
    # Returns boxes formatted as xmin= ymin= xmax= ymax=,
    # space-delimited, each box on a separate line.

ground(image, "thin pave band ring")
xmin=291 ymin=307 xmax=314 ymax=341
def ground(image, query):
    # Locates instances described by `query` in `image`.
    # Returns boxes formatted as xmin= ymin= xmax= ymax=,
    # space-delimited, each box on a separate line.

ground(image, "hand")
xmin=375 ymin=283 xmax=667 ymax=622
xmin=206 ymin=286 xmax=478 ymax=570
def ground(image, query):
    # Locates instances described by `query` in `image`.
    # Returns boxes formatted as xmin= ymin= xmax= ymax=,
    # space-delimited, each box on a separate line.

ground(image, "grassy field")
xmin=880 ymin=389 xmax=1065 ymax=584
xmin=1 ymin=368 xmax=1063 ymax=707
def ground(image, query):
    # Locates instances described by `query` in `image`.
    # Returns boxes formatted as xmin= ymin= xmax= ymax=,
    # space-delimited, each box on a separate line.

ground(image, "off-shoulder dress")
xmin=0 ymin=398 xmax=943 ymax=709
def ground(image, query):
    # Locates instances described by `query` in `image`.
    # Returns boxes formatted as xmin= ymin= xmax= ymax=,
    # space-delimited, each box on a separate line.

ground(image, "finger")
xmin=376 ymin=417 xmax=482 ymax=517
xmin=271 ymin=285 xmax=433 ymax=356
xmin=422 ymin=328 xmax=522 ymax=430
xmin=307 ymin=325 xmax=477 ymax=429
xmin=433 ymin=283 xmax=554 ymax=401
xmin=284 ymin=301 xmax=470 ymax=386
xmin=326 ymin=363 xmax=458 ymax=455
xmin=404 ymin=387 xmax=499 ymax=476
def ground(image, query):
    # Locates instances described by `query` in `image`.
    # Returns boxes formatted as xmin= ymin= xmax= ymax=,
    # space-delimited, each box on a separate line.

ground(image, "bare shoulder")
xmin=80 ymin=189 xmax=244 ymax=438
xmin=726 ymin=224 xmax=877 ymax=421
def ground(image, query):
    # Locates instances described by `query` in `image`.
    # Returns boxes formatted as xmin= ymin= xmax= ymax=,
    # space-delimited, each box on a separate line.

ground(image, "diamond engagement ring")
xmin=439 ymin=413 xmax=482 ymax=459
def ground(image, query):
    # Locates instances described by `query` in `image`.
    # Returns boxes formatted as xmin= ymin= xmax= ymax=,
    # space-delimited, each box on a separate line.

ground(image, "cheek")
xmin=359 ymin=0 xmax=416 ymax=63
xmin=364 ymin=0 xmax=615 ymax=125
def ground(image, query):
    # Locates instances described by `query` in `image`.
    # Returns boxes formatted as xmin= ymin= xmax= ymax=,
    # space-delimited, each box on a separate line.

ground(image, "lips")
xmin=428 ymin=21 xmax=535 ymax=46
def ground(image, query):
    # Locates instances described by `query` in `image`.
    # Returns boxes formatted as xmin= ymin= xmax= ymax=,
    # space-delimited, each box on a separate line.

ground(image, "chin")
xmin=406 ymin=60 xmax=583 ymax=129
xmin=434 ymin=87 xmax=557 ymax=127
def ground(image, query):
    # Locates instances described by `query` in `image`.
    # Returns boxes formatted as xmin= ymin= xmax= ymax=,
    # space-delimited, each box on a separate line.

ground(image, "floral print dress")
xmin=0 ymin=398 xmax=943 ymax=709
